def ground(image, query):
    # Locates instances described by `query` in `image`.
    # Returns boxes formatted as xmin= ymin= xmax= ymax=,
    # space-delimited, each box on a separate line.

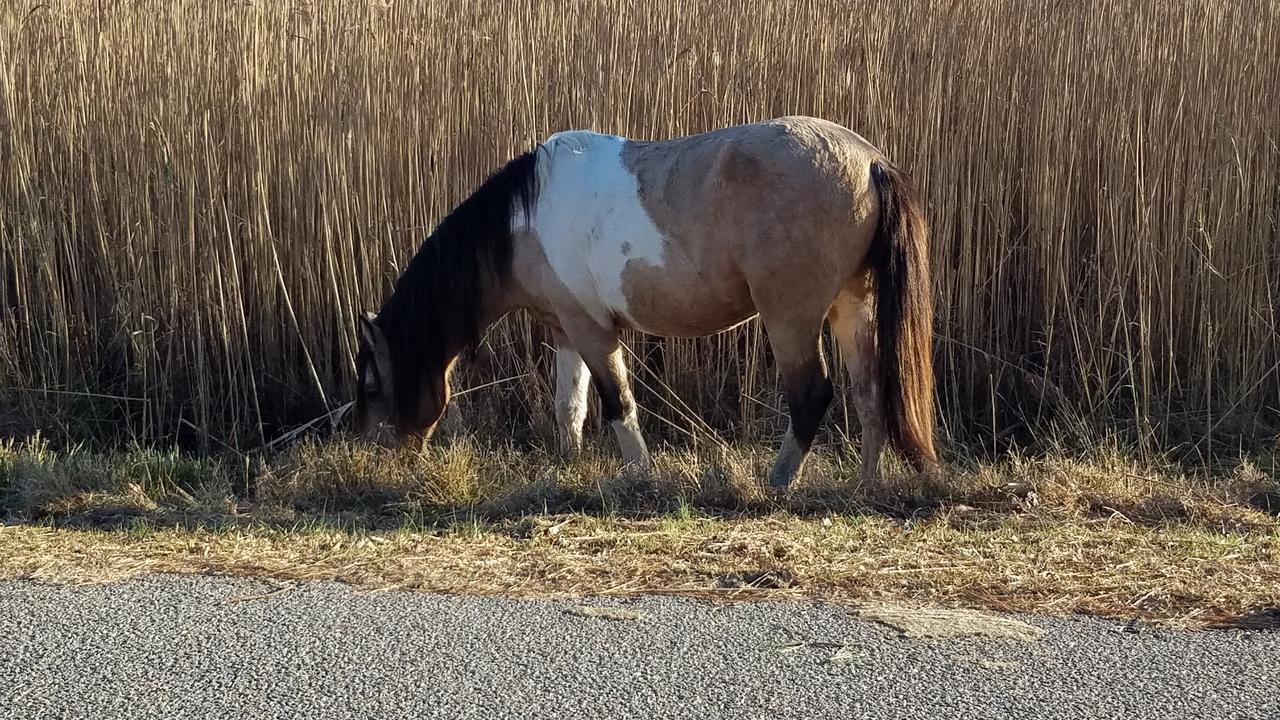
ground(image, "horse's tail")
xmin=867 ymin=161 xmax=937 ymax=471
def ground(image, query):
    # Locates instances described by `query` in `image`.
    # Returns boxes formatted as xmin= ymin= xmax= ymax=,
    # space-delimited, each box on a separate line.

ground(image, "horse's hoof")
xmin=767 ymin=470 xmax=794 ymax=491
xmin=763 ymin=481 xmax=792 ymax=507
xmin=621 ymin=460 xmax=651 ymax=479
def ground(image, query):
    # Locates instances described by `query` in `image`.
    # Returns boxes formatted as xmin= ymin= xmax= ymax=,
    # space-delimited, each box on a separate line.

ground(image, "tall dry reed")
xmin=2 ymin=0 xmax=1277 ymax=460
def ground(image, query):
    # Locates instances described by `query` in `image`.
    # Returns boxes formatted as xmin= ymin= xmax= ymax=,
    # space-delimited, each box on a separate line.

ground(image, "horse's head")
xmin=354 ymin=310 xmax=450 ymax=447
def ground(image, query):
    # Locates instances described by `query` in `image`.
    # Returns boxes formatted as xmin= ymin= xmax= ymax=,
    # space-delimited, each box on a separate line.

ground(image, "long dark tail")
xmin=868 ymin=161 xmax=937 ymax=471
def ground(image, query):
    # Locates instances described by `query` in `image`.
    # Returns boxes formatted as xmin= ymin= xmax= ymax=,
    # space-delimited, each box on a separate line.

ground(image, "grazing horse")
xmin=354 ymin=116 xmax=936 ymax=487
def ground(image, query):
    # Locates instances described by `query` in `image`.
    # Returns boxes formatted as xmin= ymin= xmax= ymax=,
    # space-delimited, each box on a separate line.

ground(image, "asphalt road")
xmin=1 ymin=575 xmax=1274 ymax=720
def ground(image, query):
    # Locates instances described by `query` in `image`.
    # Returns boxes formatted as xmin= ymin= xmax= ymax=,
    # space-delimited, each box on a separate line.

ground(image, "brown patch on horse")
xmin=617 ymin=117 xmax=883 ymax=339
xmin=716 ymin=145 xmax=763 ymax=184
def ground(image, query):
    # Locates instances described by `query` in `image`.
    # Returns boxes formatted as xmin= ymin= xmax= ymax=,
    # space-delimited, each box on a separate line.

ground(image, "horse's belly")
xmin=617 ymin=258 xmax=756 ymax=338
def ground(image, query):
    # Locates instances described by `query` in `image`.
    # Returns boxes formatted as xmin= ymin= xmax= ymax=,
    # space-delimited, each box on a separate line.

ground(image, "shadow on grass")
xmin=3 ymin=434 xmax=1277 ymax=537
xmin=19 ymin=473 xmax=1278 ymax=541
xmin=15 ymin=476 xmax=936 ymax=535
xmin=1212 ymin=607 xmax=1280 ymax=632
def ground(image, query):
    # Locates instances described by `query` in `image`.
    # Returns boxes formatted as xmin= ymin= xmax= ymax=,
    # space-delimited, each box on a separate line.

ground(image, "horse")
xmin=354 ymin=116 xmax=936 ymax=488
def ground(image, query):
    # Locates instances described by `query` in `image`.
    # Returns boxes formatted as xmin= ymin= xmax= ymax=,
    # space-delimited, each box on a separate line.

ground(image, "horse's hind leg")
xmin=829 ymin=278 xmax=884 ymax=483
xmin=553 ymin=337 xmax=591 ymax=458
xmin=759 ymin=313 xmax=834 ymax=488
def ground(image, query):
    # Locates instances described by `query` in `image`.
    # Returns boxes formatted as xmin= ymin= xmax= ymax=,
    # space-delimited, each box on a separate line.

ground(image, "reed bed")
xmin=2 ymin=0 xmax=1278 ymax=461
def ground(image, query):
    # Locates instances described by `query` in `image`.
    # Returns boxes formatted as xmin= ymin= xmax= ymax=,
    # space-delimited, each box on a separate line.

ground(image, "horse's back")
xmin=521 ymin=118 xmax=885 ymax=337
xmin=620 ymin=118 xmax=885 ymax=314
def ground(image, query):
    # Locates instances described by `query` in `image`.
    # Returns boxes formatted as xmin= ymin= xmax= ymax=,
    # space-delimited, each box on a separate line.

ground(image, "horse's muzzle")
xmin=362 ymin=421 xmax=403 ymax=449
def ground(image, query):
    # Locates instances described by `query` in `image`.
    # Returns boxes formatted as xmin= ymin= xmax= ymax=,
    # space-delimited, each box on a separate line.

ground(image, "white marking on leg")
xmin=555 ymin=347 xmax=591 ymax=456
xmin=611 ymin=408 xmax=650 ymax=471
xmin=769 ymin=423 xmax=807 ymax=488
xmin=518 ymin=131 xmax=668 ymax=329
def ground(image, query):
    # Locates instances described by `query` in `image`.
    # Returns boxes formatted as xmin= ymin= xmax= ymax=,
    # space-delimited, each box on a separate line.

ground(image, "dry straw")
xmin=1 ymin=0 xmax=1277 ymax=459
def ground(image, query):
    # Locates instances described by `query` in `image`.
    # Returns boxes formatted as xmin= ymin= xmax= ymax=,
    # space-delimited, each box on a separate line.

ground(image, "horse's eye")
xmin=365 ymin=384 xmax=380 ymax=401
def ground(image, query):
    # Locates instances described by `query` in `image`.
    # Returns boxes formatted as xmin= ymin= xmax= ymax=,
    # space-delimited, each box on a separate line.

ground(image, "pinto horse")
xmin=354 ymin=116 xmax=936 ymax=487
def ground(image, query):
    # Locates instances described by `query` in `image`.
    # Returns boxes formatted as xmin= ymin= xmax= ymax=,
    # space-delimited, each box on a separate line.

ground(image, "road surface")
xmin=1 ymin=575 xmax=1274 ymax=719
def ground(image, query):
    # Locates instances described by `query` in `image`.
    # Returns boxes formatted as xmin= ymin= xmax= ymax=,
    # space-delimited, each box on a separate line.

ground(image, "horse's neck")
xmin=475 ymin=276 xmax=514 ymax=336
xmin=489 ymin=230 xmax=548 ymax=323
xmin=456 ymin=256 xmax=521 ymax=352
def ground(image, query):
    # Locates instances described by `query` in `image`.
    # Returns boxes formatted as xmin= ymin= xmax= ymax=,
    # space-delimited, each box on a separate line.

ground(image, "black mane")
xmin=370 ymin=149 xmax=540 ymax=422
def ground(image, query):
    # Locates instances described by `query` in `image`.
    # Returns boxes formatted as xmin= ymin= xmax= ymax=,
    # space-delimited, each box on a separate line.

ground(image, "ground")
xmin=1 ymin=437 xmax=1277 ymax=627
xmin=2 ymin=574 xmax=1276 ymax=720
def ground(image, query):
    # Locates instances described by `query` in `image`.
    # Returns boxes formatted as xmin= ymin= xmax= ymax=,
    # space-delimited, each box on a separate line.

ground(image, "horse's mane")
xmin=371 ymin=149 xmax=540 ymax=421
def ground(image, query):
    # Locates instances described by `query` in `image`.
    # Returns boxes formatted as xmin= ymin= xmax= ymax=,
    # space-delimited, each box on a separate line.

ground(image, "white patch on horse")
xmin=612 ymin=408 xmax=651 ymax=470
xmin=554 ymin=346 xmax=590 ymax=456
xmin=521 ymin=131 xmax=667 ymax=329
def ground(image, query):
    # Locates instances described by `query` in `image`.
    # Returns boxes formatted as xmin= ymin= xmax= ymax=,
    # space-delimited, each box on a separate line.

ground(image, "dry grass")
xmin=4 ymin=434 xmax=1278 ymax=529
xmin=2 ymin=0 xmax=1278 ymax=459
xmin=2 ymin=436 xmax=1277 ymax=626
xmin=2 ymin=511 xmax=1276 ymax=629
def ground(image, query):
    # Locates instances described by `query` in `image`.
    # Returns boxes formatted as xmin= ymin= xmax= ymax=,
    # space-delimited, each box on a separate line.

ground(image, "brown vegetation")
xmin=2 ymin=437 xmax=1277 ymax=626
xmin=1 ymin=1 xmax=1278 ymax=622
xmin=2 ymin=0 xmax=1278 ymax=458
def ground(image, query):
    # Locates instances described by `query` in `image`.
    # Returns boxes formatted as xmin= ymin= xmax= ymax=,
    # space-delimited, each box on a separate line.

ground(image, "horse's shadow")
xmin=13 ymin=462 xmax=946 ymax=534
xmin=10 ymin=429 xmax=1276 ymax=536
xmin=20 ymin=469 xmax=1255 ymax=537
